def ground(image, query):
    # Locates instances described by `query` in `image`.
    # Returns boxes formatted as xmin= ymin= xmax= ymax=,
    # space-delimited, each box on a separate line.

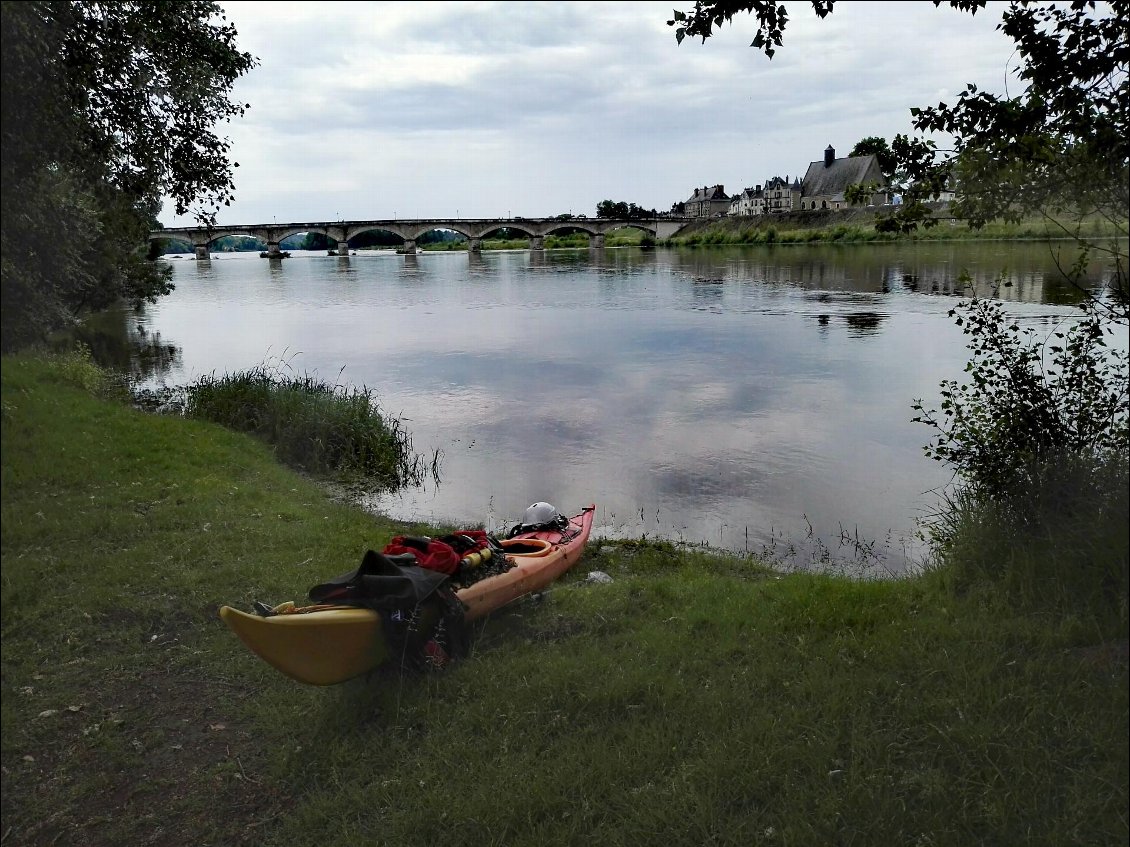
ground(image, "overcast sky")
xmin=162 ymin=0 xmax=1024 ymax=228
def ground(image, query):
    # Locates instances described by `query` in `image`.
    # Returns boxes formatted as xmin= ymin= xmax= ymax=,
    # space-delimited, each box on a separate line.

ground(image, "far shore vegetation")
xmin=153 ymin=206 xmax=1128 ymax=258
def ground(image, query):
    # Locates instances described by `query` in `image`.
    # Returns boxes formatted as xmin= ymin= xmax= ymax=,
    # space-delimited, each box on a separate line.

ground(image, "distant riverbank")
xmin=662 ymin=206 xmax=1127 ymax=247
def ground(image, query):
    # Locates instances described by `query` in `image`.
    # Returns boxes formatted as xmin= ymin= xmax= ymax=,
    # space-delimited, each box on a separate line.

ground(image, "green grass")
xmin=2 ymin=351 xmax=1127 ymax=846
xmin=665 ymin=210 xmax=1127 ymax=248
xmin=923 ymin=455 xmax=1129 ymax=622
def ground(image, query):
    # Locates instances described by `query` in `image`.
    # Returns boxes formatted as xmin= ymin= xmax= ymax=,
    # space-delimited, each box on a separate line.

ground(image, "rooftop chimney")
xmin=824 ymin=144 xmax=835 ymax=167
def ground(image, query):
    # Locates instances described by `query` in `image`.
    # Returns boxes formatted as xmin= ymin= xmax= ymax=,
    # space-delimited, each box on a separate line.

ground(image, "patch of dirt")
xmin=1 ymin=665 xmax=289 ymax=847
xmin=1071 ymin=638 xmax=1130 ymax=672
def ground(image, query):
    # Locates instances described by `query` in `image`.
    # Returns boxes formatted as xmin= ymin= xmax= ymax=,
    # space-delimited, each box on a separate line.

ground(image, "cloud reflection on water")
xmin=144 ymin=242 xmax=1120 ymax=572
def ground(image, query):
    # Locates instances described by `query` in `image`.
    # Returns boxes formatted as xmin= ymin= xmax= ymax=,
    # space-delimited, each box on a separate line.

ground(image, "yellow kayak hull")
xmin=219 ymin=505 xmax=595 ymax=685
xmin=219 ymin=604 xmax=389 ymax=687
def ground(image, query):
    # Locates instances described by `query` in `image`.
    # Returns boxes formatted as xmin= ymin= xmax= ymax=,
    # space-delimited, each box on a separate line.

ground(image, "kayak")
xmin=219 ymin=504 xmax=595 ymax=686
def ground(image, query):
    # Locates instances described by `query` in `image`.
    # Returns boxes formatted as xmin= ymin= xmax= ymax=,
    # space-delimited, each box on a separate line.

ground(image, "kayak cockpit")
xmin=500 ymin=538 xmax=553 ymax=557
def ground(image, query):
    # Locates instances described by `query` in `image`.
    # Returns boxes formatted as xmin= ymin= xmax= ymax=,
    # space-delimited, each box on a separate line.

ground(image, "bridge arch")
xmin=544 ymin=224 xmax=597 ymax=237
xmin=600 ymin=222 xmax=658 ymax=237
xmin=344 ymin=224 xmax=411 ymax=242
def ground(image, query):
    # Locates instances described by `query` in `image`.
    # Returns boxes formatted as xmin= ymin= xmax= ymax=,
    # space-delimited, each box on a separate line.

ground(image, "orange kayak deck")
xmin=219 ymin=505 xmax=595 ymax=686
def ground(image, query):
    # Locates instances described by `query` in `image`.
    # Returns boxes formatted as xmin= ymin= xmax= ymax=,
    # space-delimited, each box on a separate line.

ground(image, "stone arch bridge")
xmin=150 ymin=217 xmax=694 ymax=258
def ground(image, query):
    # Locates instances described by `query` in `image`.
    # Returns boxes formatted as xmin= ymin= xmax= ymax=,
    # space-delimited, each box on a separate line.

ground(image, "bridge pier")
xmin=530 ymin=236 xmax=545 ymax=251
xmin=398 ymin=239 xmax=417 ymax=254
xmin=468 ymin=238 xmax=482 ymax=253
xmin=336 ymin=240 xmax=349 ymax=256
xmin=592 ymin=234 xmax=606 ymax=249
xmin=266 ymin=242 xmax=284 ymax=257
xmin=194 ymin=245 xmax=210 ymax=260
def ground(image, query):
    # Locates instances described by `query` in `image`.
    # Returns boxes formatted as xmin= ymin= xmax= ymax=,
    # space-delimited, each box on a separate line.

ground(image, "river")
xmin=134 ymin=238 xmax=1124 ymax=574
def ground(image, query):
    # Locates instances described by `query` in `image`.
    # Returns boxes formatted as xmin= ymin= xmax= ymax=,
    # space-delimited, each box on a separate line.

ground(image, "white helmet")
xmin=522 ymin=502 xmax=561 ymax=527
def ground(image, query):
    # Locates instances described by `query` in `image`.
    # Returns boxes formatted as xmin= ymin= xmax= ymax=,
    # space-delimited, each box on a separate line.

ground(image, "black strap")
xmin=306 ymin=550 xmax=469 ymax=672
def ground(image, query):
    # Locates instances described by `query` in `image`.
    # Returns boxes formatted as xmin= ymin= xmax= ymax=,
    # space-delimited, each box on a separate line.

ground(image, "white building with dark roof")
xmin=729 ymin=185 xmax=766 ymax=217
xmin=764 ymin=176 xmax=801 ymax=214
xmin=684 ymin=185 xmax=731 ymax=217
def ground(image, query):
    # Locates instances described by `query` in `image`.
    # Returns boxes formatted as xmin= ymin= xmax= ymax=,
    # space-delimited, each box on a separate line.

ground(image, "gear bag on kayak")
xmin=307 ymin=549 xmax=468 ymax=670
xmin=381 ymin=536 xmax=462 ymax=574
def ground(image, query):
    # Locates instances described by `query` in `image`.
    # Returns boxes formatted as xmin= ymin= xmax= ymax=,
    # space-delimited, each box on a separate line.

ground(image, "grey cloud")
xmin=401 ymin=2 xmax=592 ymax=54
xmin=168 ymin=1 xmax=1017 ymax=226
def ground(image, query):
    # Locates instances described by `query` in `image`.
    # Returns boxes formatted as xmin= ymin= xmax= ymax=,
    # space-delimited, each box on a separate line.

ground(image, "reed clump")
xmin=924 ymin=452 xmax=1129 ymax=622
xmin=185 ymin=361 xmax=429 ymax=489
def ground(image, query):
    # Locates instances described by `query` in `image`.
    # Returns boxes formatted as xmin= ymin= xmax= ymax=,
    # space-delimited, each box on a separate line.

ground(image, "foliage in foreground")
xmin=0 ymin=1 xmax=256 ymax=350
xmin=910 ymin=294 xmax=1129 ymax=621
xmin=183 ymin=362 xmax=434 ymax=490
xmin=682 ymin=0 xmax=1130 ymax=629
xmin=914 ymin=297 xmax=1129 ymax=501
xmin=1 ymin=351 xmax=1126 ymax=846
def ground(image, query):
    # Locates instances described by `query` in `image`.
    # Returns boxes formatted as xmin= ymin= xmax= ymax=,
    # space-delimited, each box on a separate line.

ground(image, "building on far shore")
xmin=764 ymin=176 xmax=801 ymax=214
xmin=729 ymin=185 xmax=765 ymax=217
xmin=684 ymin=143 xmax=896 ymax=218
xmin=684 ymin=185 xmax=731 ymax=217
xmin=799 ymin=145 xmax=889 ymax=210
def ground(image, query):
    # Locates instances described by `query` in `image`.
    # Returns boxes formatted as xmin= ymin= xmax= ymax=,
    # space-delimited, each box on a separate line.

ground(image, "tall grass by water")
xmin=185 ymin=360 xmax=434 ymax=490
xmin=924 ymin=452 xmax=1129 ymax=623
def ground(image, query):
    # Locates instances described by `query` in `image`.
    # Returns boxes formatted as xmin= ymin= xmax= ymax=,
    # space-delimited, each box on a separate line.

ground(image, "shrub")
xmin=915 ymin=295 xmax=1129 ymax=618
xmin=913 ymin=297 xmax=1128 ymax=504
xmin=38 ymin=343 xmax=107 ymax=394
xmin=185 ymin=363 xmax=433 ymax=490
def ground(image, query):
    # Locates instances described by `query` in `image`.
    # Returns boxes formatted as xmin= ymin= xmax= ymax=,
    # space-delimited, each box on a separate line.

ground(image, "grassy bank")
xmin=406 ymin=210 xmax=1123 ymax=252
xmin=2 ymin=351 xmax=1127 ymax=846
xmin=663 ymin=207 xmax=1126 ymax=247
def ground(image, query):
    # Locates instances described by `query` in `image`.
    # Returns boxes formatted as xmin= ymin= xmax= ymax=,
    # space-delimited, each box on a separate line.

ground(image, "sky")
xmin=162 ymin=0 xmax=1024 ymax=228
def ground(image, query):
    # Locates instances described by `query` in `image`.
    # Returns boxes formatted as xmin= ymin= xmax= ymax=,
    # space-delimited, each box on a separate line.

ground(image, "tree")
xmin=849 ymin=136 xmax=897 ymax=180
xmin=669 ymin=0 xmax=835 ymax=57
xmin=668 ymin=0 xmax=1128 ymax=316
xmin=300 ymin=232 xmax=337 ymax=251
xmin=597 ymin=200 xmax=659 ymax=219
xmin=597 ymin=200 xmax=629 ymax=218
xmin=843 ymin=181 xmax=883 ymax=207
xmin=1 ymin=1 xmax=256 ymax=351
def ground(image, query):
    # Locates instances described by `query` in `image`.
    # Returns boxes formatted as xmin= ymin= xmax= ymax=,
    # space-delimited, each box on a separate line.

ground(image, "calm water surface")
xmin=142 ymin=241 xmax=1125 ymax=572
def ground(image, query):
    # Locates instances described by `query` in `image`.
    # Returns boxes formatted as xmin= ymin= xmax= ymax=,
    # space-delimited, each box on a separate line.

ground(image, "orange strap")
xmin=277 ymin=603 xmax=353 ymax=615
